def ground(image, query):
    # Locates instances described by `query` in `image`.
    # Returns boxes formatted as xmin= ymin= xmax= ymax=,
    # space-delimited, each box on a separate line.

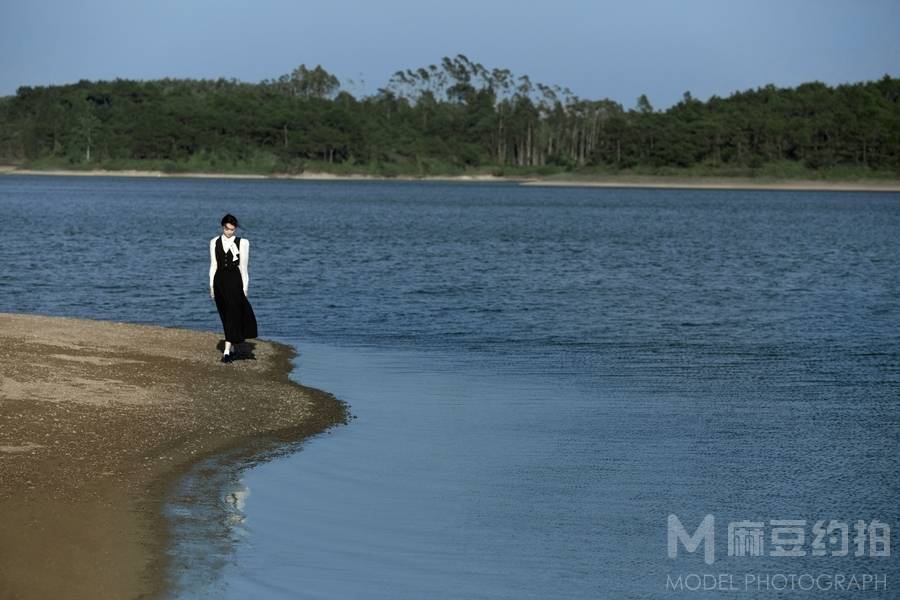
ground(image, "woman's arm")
xmin=239 ymin=239 xmax=250 ymax=296
xmin=209 ymin=239 xmax=217 ymax=298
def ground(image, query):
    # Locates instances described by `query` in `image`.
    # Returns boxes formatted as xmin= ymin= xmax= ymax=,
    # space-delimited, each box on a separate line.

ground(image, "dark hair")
xmin=221 ymin=214 xmax=239 ymax=228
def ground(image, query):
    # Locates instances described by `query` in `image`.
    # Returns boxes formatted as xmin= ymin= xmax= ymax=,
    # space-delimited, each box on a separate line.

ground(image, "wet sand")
xmin=3 ymin=166 xmax=899 ymax=191
xmin=0 ymin=312 xmax=348 ymax=599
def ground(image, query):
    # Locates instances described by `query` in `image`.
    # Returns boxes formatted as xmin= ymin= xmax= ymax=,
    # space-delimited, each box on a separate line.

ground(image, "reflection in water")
xmin=164 ymin=437 xmax=314 ymax=599
xmin=224 ymin=483 xmax=250 ymax=524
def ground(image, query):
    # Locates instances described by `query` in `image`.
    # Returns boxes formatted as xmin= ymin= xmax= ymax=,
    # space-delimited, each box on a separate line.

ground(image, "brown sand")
xmin=0 ymin=166 xmax=505 ymax=183
xmin=0 ymin=312 xmax=348 ymax=599
xmin=3 ymin=165 xmax=900 ymax=191
xmin=519 ymin=177 xmax=900 ymax=192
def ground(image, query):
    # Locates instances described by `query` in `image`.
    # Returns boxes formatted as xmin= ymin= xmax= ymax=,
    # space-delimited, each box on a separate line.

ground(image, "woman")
xmin=209 ymin=214 xmax=257 ymax=363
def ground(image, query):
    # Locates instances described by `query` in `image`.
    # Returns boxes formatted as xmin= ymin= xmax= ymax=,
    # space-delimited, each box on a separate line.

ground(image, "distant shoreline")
xmin=520 ymin=178 xmax=900 ymax=192
xmin=0 ymin=166 xmax=508 ymax=183
xmin=2 ymin=166 xmax=900 ymax=192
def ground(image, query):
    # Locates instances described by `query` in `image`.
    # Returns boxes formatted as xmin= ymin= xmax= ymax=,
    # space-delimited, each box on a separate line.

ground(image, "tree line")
xmin=1 ymin=55 xmax=898 ymax=176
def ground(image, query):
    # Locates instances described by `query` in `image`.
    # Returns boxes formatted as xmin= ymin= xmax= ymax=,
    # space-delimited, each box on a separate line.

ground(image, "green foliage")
xmin=1 ymin=62 xmax=898 ymax=178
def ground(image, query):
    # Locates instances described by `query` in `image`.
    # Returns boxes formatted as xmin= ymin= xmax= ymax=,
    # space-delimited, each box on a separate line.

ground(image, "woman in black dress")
xmin=209 ymin=214 xmax=257 ymax=363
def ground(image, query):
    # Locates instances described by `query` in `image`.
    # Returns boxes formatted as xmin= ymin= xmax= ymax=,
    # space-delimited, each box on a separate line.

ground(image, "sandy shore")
xmin=521 ymin=177 xmax=900 ymax=192
xmin=2 ymin=165 xmax=900 ymax=191
xmin=0 ymin=313 xmax=347 ymax=600
xmin=0 ymin=166 xmax=506 ymax=183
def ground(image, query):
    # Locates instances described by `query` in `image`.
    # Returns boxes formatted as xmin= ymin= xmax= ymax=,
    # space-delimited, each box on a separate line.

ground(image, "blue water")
xmin=1 ymin=175 xmax=898 ymax=598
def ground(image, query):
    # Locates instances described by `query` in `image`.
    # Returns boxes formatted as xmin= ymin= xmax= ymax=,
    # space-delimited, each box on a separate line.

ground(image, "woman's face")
xmin=222 ymin=223 xmax=236 ymax=238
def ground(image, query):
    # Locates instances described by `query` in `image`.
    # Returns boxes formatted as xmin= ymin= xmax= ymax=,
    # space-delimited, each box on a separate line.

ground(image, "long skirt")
xmin=214 ymin=266 xmax=258 ymax=343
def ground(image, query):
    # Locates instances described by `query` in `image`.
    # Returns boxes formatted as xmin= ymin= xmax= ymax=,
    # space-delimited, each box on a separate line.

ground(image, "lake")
xmin=1 ymin=175 xmax=898 ymax=599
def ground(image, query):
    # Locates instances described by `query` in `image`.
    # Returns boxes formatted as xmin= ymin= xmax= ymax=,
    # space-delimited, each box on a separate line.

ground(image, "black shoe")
xmin=221 ymin=353 xmax=233 ymax=364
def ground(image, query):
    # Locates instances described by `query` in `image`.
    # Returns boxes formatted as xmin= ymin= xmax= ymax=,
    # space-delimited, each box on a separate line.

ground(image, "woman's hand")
xmin=210 ymin=286 xmax=215 ymax=300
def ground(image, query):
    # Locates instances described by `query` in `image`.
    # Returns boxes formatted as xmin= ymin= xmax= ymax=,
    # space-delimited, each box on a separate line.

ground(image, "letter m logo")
xmin=668 ymin=514 xmax=715 ymax=565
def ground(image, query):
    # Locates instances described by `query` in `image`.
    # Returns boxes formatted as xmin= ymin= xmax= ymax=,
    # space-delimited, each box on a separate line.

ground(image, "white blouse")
xmin=209 ymin=235 xmax=250 ymax=293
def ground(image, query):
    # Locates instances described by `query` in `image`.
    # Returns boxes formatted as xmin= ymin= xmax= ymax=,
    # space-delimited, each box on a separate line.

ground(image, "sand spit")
xmin=0 ymin=312 xmax=347 ymax=599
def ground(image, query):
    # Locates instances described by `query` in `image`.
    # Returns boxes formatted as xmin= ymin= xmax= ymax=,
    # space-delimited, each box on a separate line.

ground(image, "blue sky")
xmin=2 ymin=0 xmax=898 ymax=109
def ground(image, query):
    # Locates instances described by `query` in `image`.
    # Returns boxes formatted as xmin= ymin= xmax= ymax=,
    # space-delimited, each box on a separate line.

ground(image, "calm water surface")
xmin=1 ymin=175 xmax=898 ymax=599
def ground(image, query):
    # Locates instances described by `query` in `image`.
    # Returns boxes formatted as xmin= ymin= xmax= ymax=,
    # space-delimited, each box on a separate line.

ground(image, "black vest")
xmin=216 ymin=236 xmax=241 ymax=268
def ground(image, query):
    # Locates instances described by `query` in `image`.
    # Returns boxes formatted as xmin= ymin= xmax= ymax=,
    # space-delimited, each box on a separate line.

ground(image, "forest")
xmin=1 ymin=55 xmax=898 ymax=178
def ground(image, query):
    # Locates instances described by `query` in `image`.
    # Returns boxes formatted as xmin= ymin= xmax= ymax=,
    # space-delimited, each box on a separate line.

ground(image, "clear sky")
xmin=2 ymin=0 xmax=898 ymax=110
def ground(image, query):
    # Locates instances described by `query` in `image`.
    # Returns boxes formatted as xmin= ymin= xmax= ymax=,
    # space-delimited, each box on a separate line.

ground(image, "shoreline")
xmin=0 ymin=166 xmax=510 ymax=183
xmin=0 ymin=312 xmax=348 ymax=600
xmin=2 ymin=166 xmax=900 ymax=192
xmin=520 ymin=177 xmax=900 ymax=192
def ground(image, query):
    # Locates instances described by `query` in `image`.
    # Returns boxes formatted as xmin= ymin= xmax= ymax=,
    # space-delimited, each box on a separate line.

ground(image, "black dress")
xmin=213 ymin=236 xmax=258 ymax=343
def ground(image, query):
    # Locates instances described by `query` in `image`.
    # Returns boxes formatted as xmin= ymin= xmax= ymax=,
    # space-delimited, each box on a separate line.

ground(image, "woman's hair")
xmin=221 ymin=214 xmax=239 ymax=228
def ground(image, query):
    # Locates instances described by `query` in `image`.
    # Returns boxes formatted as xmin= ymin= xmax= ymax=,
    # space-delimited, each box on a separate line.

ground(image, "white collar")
xmin=221 ymin=234 xmax=239 ymax=255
